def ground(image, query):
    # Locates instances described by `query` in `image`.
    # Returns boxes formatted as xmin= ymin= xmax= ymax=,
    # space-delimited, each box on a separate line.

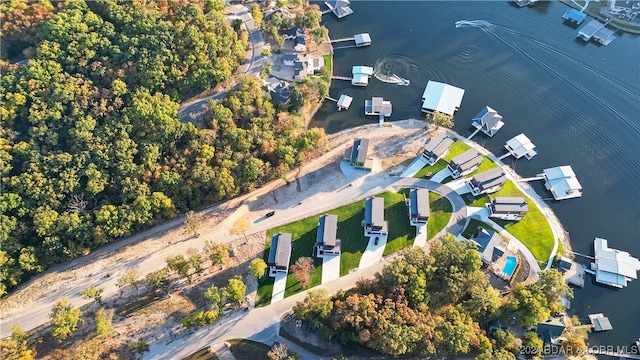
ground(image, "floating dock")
xmin=590 ymin=237 xmax=640 ymax=288
xmin=514 ymin=0 xmax=538 ymax=7
xmin=324 ymin=0 xmax=353 ymax=18
xmin=577 ymin=19 xmax=616 ymax=45
xmin=336 ymin=94 xmax=353 ymax=111
xmin=562 ymin=8 xmax=588 ymax=25
xmin=588 ymin=313 xmax=613 ymax=332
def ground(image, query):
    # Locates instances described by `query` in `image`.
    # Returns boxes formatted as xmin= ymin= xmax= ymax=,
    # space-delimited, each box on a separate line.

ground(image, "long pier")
xmin=325 ymin=96 xmax=338 ymax=102
xmin=330 ymin=37 xmax=355 ymax=43
xmin=331 ymin=75 xmax=353 ymax=81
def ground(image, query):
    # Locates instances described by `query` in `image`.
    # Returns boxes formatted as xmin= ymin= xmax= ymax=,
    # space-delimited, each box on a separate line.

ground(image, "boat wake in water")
xmin=455 ymin=20 xmax=494 ymax=29
xmin=373 ymin=55 xmax=415 ymax=86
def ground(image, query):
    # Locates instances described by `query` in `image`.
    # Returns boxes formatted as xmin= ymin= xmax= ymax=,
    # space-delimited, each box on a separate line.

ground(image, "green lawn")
xmin=461 ymin=218 xmax=498 ymax=239
xmin=227 ymin=339 xmax=271 ymax=360
xmin=487 ymin=181 xmax=558 ymax=262
xmin=323 ymin=54 xmax=332 ymax=73
xmin=382 ymin=190 xmax=415 ymax=256
xmin=414 ymin=159 xmax=448 ymax=179
xmin=442 ymin=140 xmax=472 ymax=162
xmin=427 ymin=192 xmax=453 ymax=240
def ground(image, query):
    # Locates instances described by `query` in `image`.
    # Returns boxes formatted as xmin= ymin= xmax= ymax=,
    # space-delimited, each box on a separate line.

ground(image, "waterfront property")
xmin=314 ymin=214 xmax=341 ymax=256
xmin=421 ymin=81 xmax=465 ymax=116
xmin=536 ymin=317 xmax=566 ymax=344
xmin=447 ymin=149 xmax=483 ymax=179
xmin=469 ymin=228 xmax=506 ymax=264
xmin=540 ymin=165 xmax=582 ymax=200
xmin=422 ymin=134 xmax=454 ymax=165
xmin=504 ymin=133 xmax=537 ymax=160
xmin=487 ymin=196 xmax=528 ymax=221
xmin=590 ymin=237 xmax=640 ymax=288
xmin=324 ymin=0 xmax=353 ymax=18
xmin=337 ymin=94 xmax=353 ymax=111
xmin=589 ymin=313 xmax=613 ymax=332
xmin=268 ymin=233 xmax=292 ymax=277
xmin=364 ymin=97 xmax=392 ymax=118
xmin=577 ymin=19 xmax=616 ymax=46
xmin=342 ymin=138 xmax=372 ymax=170
xmin=363 ymin=197 xmax=388 ymax=236
xmin=408 ymin=188 xmax=430 ymax=226
xmin=264 ymin=78 xmax=294 ymax=105
xmin=466 ymin=167 xmax=507 ymax=196
xmin=354 ymin=33 xmax=371 ymax=47
xmin=471 ymin=106 xmax=504 ymax=137
xmin=562 ymin=8 xmax=588 ymax=25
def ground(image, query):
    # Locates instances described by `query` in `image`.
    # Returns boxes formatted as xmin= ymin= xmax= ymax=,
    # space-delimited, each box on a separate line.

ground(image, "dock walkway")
xmin=330 ymin=37 xmax=355 ymax=43
xmin=331 ymin=75 xmax=353 ymax=81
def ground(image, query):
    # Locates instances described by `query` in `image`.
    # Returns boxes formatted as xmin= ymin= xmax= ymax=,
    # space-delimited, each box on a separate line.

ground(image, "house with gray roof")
xmin=364 ymin=197 xmax=387 ymax=236
xmin=268 ymin=233 xmax=292 ymax=277
xmin=470 ymin=228 xmax=505 ymax=264
xmin=282 ymin=53 xmax=299 ymax=67
xmin=466 ymin=167 xmax=507 ymax=196
xmin=471 ymin=106 xmax=504 ymax=137
xmin=422 ymin=135 xmax=454 ymax=165
xmin=487 ymin=197 xmax=529 ymax=221
xmin=408 ymin=188 xmax=430 ymax=226
xmin=447 ymin=149 xmax=483 ymax=179
xmin=342 ymin=138 xmax=372 ymax=170
xmin=314 ymin=214 xmax=340 ymax=256
xmin=265 ymin=79 xmax=294 ymax=105
xmin=536 ymin=317 xmax=566 ymax=344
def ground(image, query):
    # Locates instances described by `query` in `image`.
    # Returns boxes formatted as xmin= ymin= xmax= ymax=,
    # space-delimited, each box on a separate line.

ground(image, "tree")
xmin=522 ymin=331 xmax=543 ymax=359
xmin=95 ymin=309 xmax=112 ymax=335
xmin=49 ymin=298 xmax=84 ymax=343
xmin=261 ymin=47 xmax=271 ymax=58
xmin=228 ymin=218 xmax=250 ymax=239
xmin=290 ymin=257 xmax=314 ymax=288
xmin=292 ymin=289 xmax=333 ymax=329
xmin=80 ymin=285 xmax=104 ymax=305
xmin=268 ymin=343 xmax=290 ymax=360
xmin=184 ymin=210 xmax=204 ymax=238
xmin=204 ymin=285 xmax=223 ymax=311
xmin=561 ymin=335 xmax=586 ymax=356
xmin=288 ymin=87 xmax=304 ymax=112
xmin=249 ymin=258 xmax=267 ymax=279
xmin=203 ymin=241 xmax=230 ymax=268
xmin=144 ymin=268 xmax=170 ymax=296
xmin=117 ymin=269 xmax=140 ymax=291
xmin=166 ymin=254 xmax=193 ymax=282
xmin=509 ymin=284 xmax=550 ymax=327
xmin=250 ymin=4 xmax=263 ymax=28
xmin=426 ymin=111 xmax=454 ymax=128
xmin=223 ymin=275 xmax=246 ymax=305
xmin=0 ymin=326 xmax=37 ymax=360
xmin=536 ymin=269 xmax=573 ymax=313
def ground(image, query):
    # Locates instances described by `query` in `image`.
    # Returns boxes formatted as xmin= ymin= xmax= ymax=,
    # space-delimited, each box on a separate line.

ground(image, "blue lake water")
xmin=312 ymin=1 xmax=640 ymax=346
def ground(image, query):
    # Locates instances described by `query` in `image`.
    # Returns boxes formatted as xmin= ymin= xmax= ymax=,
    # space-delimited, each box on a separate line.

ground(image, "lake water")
xmin=312 ymin=1 xmax=640 ymax=347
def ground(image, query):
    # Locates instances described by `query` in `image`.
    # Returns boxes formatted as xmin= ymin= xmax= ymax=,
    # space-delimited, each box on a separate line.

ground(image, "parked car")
xmin=374 ymin=236 xmax=379 ymax=245
xmin=266 ymin=211 xmax=275 ymax=217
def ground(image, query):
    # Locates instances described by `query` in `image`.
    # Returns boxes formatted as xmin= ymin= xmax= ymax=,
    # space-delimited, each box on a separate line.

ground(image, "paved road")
xmin=177 ymin=4 xmax=265 ymax=123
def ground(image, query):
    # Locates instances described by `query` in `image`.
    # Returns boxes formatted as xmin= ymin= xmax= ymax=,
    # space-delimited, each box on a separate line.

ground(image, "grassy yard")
xmin=323 ymin=54 xmax=332 ymax=73
xmin=461 ymin=218 xmax=498 ymax=239
xmin=382 ymin=190 xmax=415 ymax=256
xmin=427 ymin=192 xmax=454 ymax=240
xmin=413 ymin=159 xmax=448 ymax=179
xmin=442 ymin=140 xmax=472 ymax=162
xmin=227 ymin=339 xmax=271 ymax=360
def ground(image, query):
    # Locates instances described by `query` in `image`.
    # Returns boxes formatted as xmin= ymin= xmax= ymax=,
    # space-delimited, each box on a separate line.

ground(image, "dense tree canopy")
xmin=0 ymin=0 xmax=325 ymax=296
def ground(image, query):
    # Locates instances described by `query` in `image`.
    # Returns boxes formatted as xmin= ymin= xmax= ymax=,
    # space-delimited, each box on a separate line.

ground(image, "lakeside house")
xmin=408 ymin=188 xmax=430 ymax=226
xmin=471 ymin=106 xmax=504 ymax=137
xmin=447 ymin=149 xmax=483 ymax=179
xmin=293 ymin=56 xmax=325 ymax=80
xmin=343 ymin=138 xmax=372 ymax=170
xmin=466 ymin=167 xmax=507 ymax=196
xmin=264 ymin=78 xmax=294 ymax=105
xmin=282 ymin=53 xmax=299 ymax=67
xmin=487 ymin=197 xmax=529 ymax=221
xmin=363 ymin=197 xmax=388 ymax=236
xmin=536 ymin=318 xmax=566 ymax=344
xmin=337 ymin=94 xmax=353 ymax=111
xmin=421 ymin=81 xmax=465 ymax=116
xmin=268 ymin=233 xmax=292 ymax=277
xmin=364 ymin=97 xmax=392 ymax=118
xmin=354 ymin=33 xmax=372 ymax=47
xmin=540 ymin=165 xmax=582 ymax=200
xmin=504 ymin=133 xmax=537 ymax=160
xmin=314 ymin=214 xmax=341 ymax=256
xmin=422 ymin=134 xmax=454 ymax=165
xmin=282 ymin=26 xmax=307 ymax=52
xmin=325 ymin=0 xmax=353 ymax=18
xmin=591 ymin=237 xmax=640 ymax=288
xmin=470 ymin=229 xmax=505 ymax=264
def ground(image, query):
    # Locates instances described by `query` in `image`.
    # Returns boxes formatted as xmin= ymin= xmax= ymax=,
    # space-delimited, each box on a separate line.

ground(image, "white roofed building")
xmin=505 ymin=133 xmax=537 ymax=160
xmin=591 ymin=237 xmax=640 ymax=288
xmin=421 ymin=81 xmax=465 ymax=116
xmin=540 ymin=166 xmax=582 ymax=200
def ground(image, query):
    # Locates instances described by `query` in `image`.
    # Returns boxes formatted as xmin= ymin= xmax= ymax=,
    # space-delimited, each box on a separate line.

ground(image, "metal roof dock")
xmin=577 ymin=19 xmax=616 ymax=45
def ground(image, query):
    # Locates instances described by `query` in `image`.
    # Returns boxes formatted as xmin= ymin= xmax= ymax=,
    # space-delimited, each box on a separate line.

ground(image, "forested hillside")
xmin=0 ymin=0 xmax=325 ymax=296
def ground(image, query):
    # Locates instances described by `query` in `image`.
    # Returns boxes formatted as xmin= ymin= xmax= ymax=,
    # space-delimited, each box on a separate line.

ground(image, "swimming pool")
xmin=502 ymin=255 xmax=518 ymax=277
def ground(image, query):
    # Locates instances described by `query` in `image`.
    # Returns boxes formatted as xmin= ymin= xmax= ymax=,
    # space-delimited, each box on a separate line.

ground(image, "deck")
xmin=578 ymin=19 xmax=616 ymax=45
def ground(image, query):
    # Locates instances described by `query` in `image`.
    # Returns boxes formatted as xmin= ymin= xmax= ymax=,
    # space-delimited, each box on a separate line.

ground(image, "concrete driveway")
xmin=413 ymin=224 xmax=428 ymax=247
xmin=430 ymin=167 xmax=453 ymax=182
xmin=400 ymin=155 xmax=428 ymax=177
xmin=271 ymin=272 xmax=287 ymax=304
xmin=321 ymin=253 xmax=341 ymax=284
xmin=358 ymin=234 xmax=388 ymax=269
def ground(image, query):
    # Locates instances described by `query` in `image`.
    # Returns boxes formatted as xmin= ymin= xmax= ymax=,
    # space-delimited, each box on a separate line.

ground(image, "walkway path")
xmin=320 ymin=254 xmax=341 ymax=284
xmin=271 ymin=273 xmax=287 ymax=304
xmin=413 ymin=224 xmax=428 ymax=247
xmin=400 ymin=156 xmax=428 ymax=178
